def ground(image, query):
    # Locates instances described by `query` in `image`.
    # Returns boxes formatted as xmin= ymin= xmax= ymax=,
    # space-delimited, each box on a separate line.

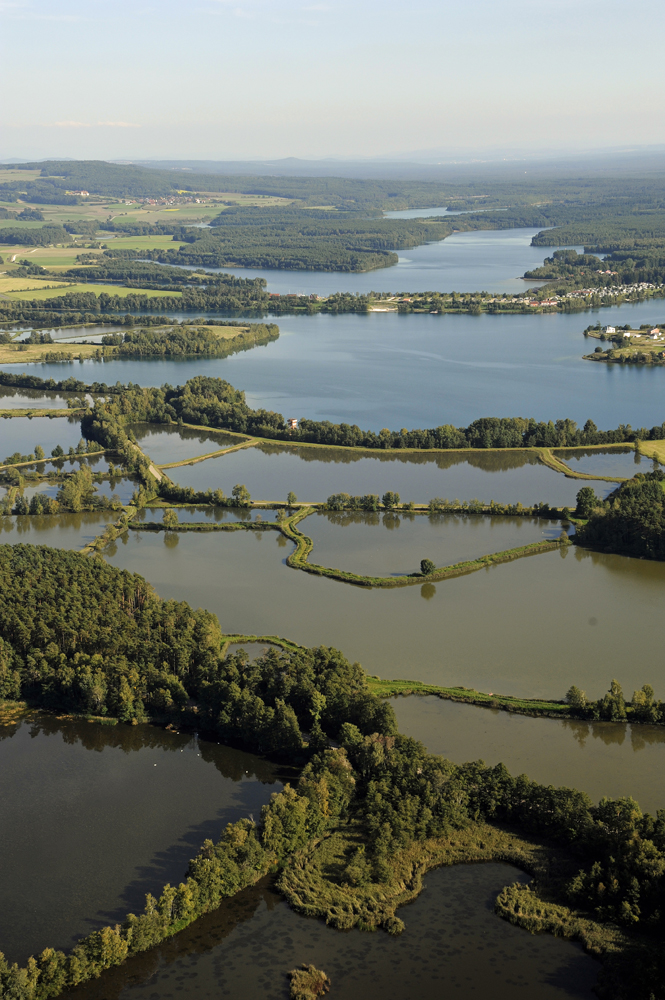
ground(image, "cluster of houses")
xmin=603 ymin=325 xmax=664 ymax=341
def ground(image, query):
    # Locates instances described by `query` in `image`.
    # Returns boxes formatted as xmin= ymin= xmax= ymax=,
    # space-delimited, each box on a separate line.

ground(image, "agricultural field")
xmin=0 ymin=276 xmax=70 ymax=295
xmin=0 ymin=340 xmax=111 ymax=364
xmin=0 ymin=246 xmax=101 ymax=270
xmin=3 ymin=282 xmax=180 ymax=300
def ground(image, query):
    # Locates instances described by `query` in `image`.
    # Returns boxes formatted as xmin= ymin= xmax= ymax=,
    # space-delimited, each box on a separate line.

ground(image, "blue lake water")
xmin=6 ymin=300 xmax=665 ymax=431
xmin=171 ymin=227 xmax=562 ymax=295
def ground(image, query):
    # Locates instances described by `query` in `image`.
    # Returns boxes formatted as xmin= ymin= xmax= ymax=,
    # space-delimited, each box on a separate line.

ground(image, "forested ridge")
xmin=74 ymin=374 xmax=665 ymax=453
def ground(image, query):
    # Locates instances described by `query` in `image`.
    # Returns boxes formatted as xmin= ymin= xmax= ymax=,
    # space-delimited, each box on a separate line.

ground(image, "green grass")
xmin=5 ymin=282 xmax=180 ymax=300
xmin=366 ymin=677 xmax=571 ymax=716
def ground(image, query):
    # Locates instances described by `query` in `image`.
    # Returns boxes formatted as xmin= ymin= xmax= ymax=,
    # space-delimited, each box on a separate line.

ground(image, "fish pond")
xmin=160 ymin=440 xmax=609 ymax=507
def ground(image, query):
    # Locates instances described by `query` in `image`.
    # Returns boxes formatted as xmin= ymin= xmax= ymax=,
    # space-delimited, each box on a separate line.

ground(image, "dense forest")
xmin=0 ymin=545 xmax=393 ymax=739
xmin=575 ymin=472 xmax=665 ymax=559
xmin=100 ymin=323 xmax=279 ymax=357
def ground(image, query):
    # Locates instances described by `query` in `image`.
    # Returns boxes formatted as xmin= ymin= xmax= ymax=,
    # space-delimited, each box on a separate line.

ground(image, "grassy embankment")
xmin=156 ymin=439 xmax=258 ymax=470
xmin=281 ymin=507 xmax=570 ymax=588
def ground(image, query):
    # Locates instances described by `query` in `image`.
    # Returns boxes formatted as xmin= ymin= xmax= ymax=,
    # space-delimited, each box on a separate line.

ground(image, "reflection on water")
xmin=0 ymin=386 xmax=80 ymax=410
xmin=306 ymin=510 xmax=555 ymax=577
xmin=553 ymin=446 xmax=646 ymax=479
xmin=130 ymin=423 xmax=242 ymax=465
xmin=0 ymin=714 xmax=282 ymax=964
xmin=64 ymin=865 xmax=597 ymax=1000
xmin=137 ymin=506 xmax=253 ymax=524
xmin=0 ymin=414 xmax=84 ymax=456
xmin=0 ymin=511 xmax=116 ymax=548
xmin=166 ymin=440 xmax=605 ymax=506
xmin=104 ymin=529 xmax=665 ymax=701
xmin=393 ymin=696 xmax=665 ymax=816
xmin=7 ymin=301 xmax=665 ymax=433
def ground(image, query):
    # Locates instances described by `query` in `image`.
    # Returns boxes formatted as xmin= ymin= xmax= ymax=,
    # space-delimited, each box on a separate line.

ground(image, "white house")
xmin=603 ymin=325 xmax=616 ymax=334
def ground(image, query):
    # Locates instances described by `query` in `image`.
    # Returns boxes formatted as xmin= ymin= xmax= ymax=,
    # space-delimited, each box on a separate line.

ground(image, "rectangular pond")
xmin=130 ymin=422 xmax=243 ymax=465
xmin=0 ymin=512 xmax=116 ymax=548
xmin=0 ymin=414 xmax=86 ymax=458
xmin=164 ymin=441 xmax=607 ymax=507
xmin=553 ymin=446 xmax=651 ymax=479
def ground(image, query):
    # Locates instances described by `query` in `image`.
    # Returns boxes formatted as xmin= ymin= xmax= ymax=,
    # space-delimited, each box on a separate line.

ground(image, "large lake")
xmin=176 ymin=227 xmax=560 ymax=296
xmin=5 ymin=300 xmax=665 ymax=431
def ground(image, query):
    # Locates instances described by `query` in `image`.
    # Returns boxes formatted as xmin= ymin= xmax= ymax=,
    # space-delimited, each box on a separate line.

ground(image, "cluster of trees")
xmin=100 ymin=323 xmax=278 ymax=358
xmin=0 ymin=225 xmax=71 ymax=246
xmin=566 ymin=679 xmax=663 ymax=724
xmin=325 ymin=492 xmax=400 ymax=511
xmin=575 ymin=472 xmax=665 ymax=559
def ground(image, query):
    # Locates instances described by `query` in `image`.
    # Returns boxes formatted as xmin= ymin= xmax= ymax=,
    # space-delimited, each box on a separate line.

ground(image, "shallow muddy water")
xmin=305 ymin=511 xmax=555 ymax=577
xmin=63 ymin=864 xmax=597 ymax=1000
xmin=164 ymin=441 xmax=607 ymax=506
xmin=393 ymin=696 xmax=665 ymax=815
xmin=104 ymin=528 xmax=665 ymax=701
xmin=0 ymin=715 xmax=282 ymax=964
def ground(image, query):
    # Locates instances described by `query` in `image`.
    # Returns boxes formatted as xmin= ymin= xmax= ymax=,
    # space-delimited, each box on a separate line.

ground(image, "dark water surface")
xmin=163 ymin=440 xmax=610 ymax=506
xmin=393 ymin=696 xmax=665 ymax=815
xmin=64 ymin=865 xmax=597 ymax=1000
xmin=0 ymin=715 xmax=281 ymax=964
xmin=7 ymin=301 xmax=665 ymax=431
xmin=104 ymin=528 xmax=664 ymax=701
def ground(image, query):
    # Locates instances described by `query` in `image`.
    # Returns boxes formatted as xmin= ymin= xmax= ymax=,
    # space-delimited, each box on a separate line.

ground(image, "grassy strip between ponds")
xmin=366 ymin=677 xmax=572 ymax=718
xmin=282 ymin=507 xmax=571 ymax=588
xmin=0 ymin=408 xmax=85 ymax=418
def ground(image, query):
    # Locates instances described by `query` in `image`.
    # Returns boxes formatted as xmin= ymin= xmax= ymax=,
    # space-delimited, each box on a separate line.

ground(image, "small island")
xmin=583 ymin=322 xmax=665 ymax=364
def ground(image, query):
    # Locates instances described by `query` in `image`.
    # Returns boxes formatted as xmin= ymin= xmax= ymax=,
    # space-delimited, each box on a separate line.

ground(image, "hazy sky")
xmin=2 ymin=0 xmax=663 ymax=161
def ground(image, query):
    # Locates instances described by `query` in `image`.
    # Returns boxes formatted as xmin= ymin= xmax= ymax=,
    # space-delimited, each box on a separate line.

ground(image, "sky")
xmin=1 ymin=0 xmax=664 ymax=162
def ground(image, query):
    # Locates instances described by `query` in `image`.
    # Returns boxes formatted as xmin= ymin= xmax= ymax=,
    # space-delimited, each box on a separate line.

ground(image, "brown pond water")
xmin=0 ymin=714 xmax=282 ymax=964
xmin=305 ymin=510 xmax=559 ymax=577
xmin=393 ymin=696 xmax=665 ymax=815
xmin=105 ymin=526 xmax=665 ymax=702
xmin=163 ymin=441 xmax=612 ymax=506
xmin=63 ymin=865 xmax=597 ymax=1000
